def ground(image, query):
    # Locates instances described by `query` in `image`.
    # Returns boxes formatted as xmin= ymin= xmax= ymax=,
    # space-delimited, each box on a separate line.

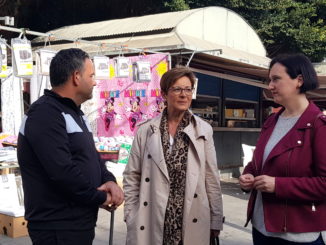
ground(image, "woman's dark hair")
xmin=50 ymin=48 xmax=89 ymax=87
xmin=269 ymin=53 xmax=319 ymax=93
xmin=160 ymin=67 xmax=196 ymax=95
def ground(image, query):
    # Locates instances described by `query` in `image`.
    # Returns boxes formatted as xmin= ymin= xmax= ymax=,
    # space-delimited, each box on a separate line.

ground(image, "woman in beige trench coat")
xmin=123 ymin=67 xmax=223 ymax=245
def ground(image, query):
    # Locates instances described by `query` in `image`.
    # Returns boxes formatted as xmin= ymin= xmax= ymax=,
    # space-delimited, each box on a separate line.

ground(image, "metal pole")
xmin=186 ymin=50 xmax=196 ymax=67
xmin=109 ymin=210 xmax=115 ymax=245
xmin=0 ymin=25 xmax=167 ymax=55
xmin=0 ymin=25 xmax=49 ymax=37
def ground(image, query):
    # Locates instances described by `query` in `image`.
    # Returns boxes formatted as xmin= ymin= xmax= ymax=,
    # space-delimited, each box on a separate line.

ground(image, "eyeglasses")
xmin=169 ymin=87 xmax=194 ymax=95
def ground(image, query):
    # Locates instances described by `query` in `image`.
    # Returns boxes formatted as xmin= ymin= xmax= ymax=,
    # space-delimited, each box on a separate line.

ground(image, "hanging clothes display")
xmin=1 ymin=72 xmax=24 ymax=135
xmin=11 ymin=38 xmax=33 ymax=78
xmin=0 ymin=39 xmax=8 ymax=78
xmin=81 ymin=88 xmax=99 ymax=135
xmin=30 ymin=53 xmax=52 ymax=104
xmin=38 ymin=49 xmax=56 ymax=76
xmin=132 ymin=60 xmax=151 ymax=82
xmin=96 ymin=53 xmax=169 ymax=137
xmin=115 ymin=57 xmax=130 ymax=77
xmin=94 ymin=56 xmax=110 ymax=79
xmin=0 ymin=43 xmax=2 ymax=73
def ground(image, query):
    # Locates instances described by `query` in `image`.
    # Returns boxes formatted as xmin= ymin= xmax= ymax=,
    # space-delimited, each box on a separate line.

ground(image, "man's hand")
xmin=100 ymin=193 xmax=116 ymax=212
xmin=98 ymin=181 xmax=124 ymax=207
xmin=100 ymin=193 xmax=115 ymax=211
xmin=239 ymin=174 xmax=255 ymax=191
xmin=253 ymin=175 xmax=275 ymax=193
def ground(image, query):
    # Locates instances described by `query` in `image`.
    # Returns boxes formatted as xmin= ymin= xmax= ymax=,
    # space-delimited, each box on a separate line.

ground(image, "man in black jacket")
xmin=17 ymin=48 xmax=124 ymax=245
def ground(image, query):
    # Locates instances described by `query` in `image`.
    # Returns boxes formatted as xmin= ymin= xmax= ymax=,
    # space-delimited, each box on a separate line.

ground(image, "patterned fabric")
xmin=81 ymin=89 xmax=98 ymax=136
xmin=1 ymin=75 xmax=24 ymax=135
xmin=160 ymin=108 xmax=191 ymax=245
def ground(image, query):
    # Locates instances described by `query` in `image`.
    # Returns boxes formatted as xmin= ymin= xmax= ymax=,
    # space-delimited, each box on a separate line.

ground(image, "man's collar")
xmin=44 ymin=89 xmax=81 ymax=111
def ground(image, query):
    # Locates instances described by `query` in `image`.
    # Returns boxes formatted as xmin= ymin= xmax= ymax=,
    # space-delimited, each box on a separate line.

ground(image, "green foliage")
xmin=164 ymin=0 xmax=190 ymax=11
xmin=186 ymin=0 xmax=326 ymax=61
xmin=6 ymin=0 xmax=326 ymax=61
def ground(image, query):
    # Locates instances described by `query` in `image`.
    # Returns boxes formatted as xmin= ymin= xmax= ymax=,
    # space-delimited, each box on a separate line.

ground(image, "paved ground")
xmin=0 ymin=178 xmax=253 ymax=245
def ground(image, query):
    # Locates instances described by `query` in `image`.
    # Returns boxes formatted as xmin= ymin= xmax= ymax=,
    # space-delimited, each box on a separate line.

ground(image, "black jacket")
xmin=17 ymin=89 xmax=116 ymax=230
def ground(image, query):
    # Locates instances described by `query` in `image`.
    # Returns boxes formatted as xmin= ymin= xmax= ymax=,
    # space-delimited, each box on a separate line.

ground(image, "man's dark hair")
xmin=49 ymin=48 xmax=89 ymax=87
xmin=269 ymin=53 xmax=319 ymax=93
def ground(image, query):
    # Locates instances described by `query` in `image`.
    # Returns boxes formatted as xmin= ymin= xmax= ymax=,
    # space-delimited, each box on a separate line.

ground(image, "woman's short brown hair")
xmin=160 ymin=67 xmax=196 ymax=95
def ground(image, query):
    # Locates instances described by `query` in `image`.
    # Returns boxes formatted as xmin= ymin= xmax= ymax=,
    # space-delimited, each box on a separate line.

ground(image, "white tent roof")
xmin=42 ymin=9 xmax=199 ymax=38
xmin=34 ymin=7 xmax=269 ymax=67
xmin=32 ymin=7 xmax=326 ymax=99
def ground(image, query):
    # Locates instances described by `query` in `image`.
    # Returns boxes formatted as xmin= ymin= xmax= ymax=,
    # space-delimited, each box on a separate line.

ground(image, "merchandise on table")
xmin=1 ymin=134 xmax=18 ymax=148
xmin=94 ymin=136 xmax=133 ymax=163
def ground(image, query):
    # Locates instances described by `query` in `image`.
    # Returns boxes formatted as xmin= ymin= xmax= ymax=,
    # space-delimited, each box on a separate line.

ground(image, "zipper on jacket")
xmin=283 ymin=200 xmax=287 ymax=232
xmin=253 ymin=155 xmax=258 ymax=174
xmin=282 ymin=151 xmax=292 ymax=232
xmin=312 ymin=203 xmax=316 ymax=212
xmin=80 ymin=116 xmax=85 ymax=126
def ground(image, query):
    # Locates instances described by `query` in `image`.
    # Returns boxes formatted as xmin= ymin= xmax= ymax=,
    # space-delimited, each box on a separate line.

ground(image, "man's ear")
xmin=72 ymin=70 xmax=81 ymax=86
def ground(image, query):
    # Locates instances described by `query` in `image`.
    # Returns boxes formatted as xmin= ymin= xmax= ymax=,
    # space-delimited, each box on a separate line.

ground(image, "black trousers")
xmin=28 ymin=229 xmax=95 ymax=245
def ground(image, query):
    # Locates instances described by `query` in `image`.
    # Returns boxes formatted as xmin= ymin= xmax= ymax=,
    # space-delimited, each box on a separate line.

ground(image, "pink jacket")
xmin=243 ymin=102 xmax=326 ymax=232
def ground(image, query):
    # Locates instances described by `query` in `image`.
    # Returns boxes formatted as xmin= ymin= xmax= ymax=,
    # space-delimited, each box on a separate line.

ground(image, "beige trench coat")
xmin=123 ymin=113 xmax=223 ymax=245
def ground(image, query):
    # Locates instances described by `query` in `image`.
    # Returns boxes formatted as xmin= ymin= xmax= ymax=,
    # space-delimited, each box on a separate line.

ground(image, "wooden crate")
xmin=0 ymin=213 xmax=28 ymax=238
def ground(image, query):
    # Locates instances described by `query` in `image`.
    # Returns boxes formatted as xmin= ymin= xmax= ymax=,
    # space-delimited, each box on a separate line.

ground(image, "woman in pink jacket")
xmin=239 ymin=53 xmax=326 ymax=245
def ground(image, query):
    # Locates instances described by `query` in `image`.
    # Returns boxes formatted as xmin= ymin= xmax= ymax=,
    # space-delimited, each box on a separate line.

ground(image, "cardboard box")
xmin=244 ymin=109 xmax=255 ymax=118
xmin=233 ymin=109 xmax=244 ymax=118
xmin=225 ymin=109 xmax=233 ymax=117
xmin=0 ymin=213 xmax=28 ymax=238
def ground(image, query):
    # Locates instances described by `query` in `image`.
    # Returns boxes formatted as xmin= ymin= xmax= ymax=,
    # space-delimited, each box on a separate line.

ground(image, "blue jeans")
xmin=253 ymin=228 xmax=325 ymax=245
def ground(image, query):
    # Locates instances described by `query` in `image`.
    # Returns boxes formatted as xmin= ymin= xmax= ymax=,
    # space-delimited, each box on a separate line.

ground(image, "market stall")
xmin=1 ymin=5 xmax=326 ymax=240
xmin=27 ymin=6 xmax=271 ymax=175
xmin=0 ymin=7 xmax=325 ymax=186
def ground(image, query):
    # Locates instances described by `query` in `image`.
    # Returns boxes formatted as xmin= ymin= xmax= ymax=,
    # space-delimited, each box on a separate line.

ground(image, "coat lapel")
xmin=145 ymin=114 xmax=209 ymax=191
xmin=183 ymin=116 xmax=205 ymax=220
xmin=263 ymin=129 xmax=303 ymax=167
xmin=146 ymin=116 xmax=170 ymax=181
xmin=183 ymin=118 xmax=206 ymax=166
xmin=258 ymin=102 xmax=320 ymax=172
